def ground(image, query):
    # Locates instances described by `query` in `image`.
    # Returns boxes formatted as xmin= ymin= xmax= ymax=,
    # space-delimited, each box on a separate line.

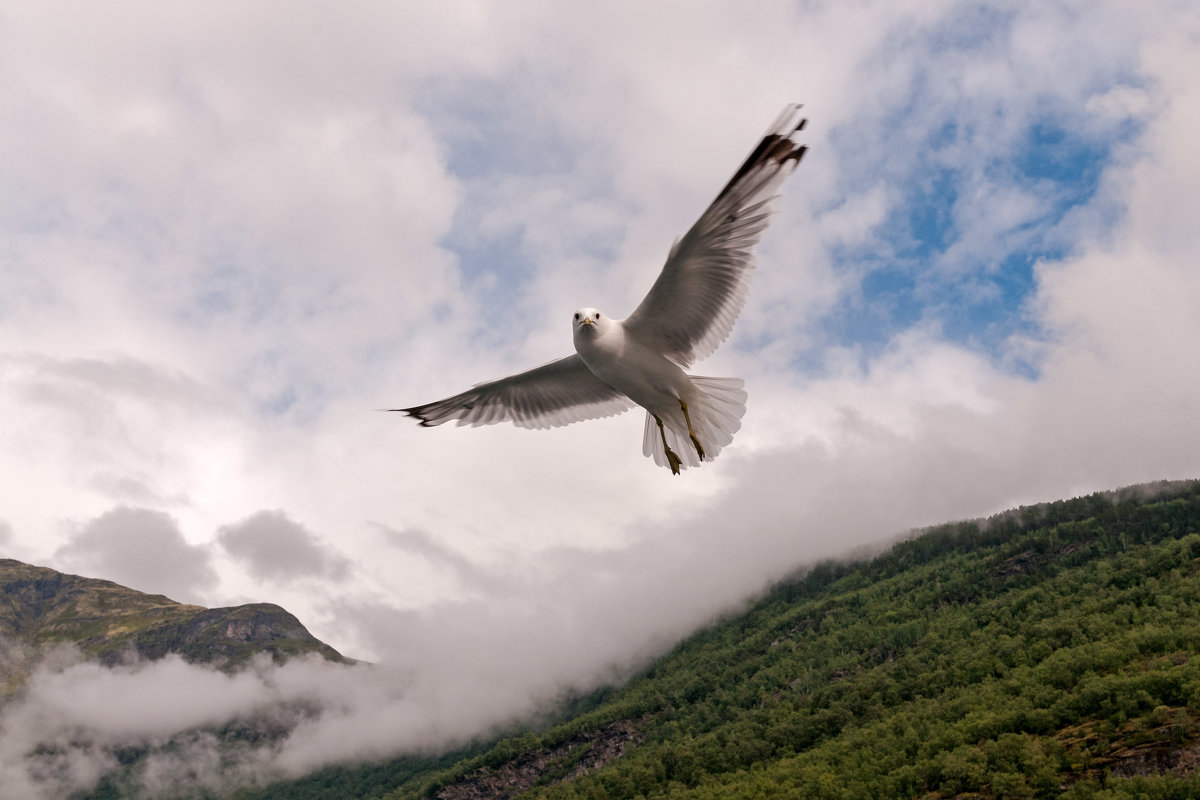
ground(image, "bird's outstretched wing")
xmin=623 ymin=104 xmax=807 ymax=368
xmin=395 ymin=354 xmax=635 ymax=429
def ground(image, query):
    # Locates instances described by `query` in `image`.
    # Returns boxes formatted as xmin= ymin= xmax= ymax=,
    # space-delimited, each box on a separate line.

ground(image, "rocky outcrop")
xmin=433 ymin=718 xmax=646 ymax=800
xmin=124 ymin=602 xmax=348 ymax=667
xmin=0 ymin=558 xmax=347 ymax=691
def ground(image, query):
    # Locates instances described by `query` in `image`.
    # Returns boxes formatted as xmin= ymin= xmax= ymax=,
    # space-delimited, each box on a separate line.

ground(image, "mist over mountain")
xmin=0 ymin=558 xmax=347 ymax=689
xmin=4 ymin=480 xmax=1198 ymax=799
xmin=0 ymin=560 xmax=355 ymax=797
xmin=234 ymin=479 xmax=1200 ymax=800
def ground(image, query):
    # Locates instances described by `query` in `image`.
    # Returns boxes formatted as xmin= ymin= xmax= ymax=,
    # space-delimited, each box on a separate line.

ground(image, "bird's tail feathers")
xmin=642 ymin=377 xmax=747 ymax=471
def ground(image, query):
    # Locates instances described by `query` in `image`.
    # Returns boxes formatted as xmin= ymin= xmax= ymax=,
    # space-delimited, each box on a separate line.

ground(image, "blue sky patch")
xmin=810 ymin=108 xmax=1132 ymax=378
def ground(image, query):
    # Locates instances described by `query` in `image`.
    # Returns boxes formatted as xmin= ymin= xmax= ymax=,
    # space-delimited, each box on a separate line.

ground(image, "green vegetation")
xmin=0 ymin=559 xmax=348 ymax=693
xmin=18 ymin=481 xmax=1200 ymax=798
xmin=239 ymin=480 xmax=1200 ymax=799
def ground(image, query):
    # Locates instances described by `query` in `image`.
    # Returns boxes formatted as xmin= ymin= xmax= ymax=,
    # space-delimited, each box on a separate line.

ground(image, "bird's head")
xmin=572 ymin=307 xmax=606 ymax=336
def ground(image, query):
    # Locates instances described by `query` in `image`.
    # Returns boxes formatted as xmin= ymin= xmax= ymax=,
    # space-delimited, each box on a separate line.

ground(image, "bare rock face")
xmin=433 ymin=718 xmax=647 ymax=800
xmin=115 ymin=601 xmax=348 ymax=667
xmin=0 ymin=558 xmax=348 ymax=691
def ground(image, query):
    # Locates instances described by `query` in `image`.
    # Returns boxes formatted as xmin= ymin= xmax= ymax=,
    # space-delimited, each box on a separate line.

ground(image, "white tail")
xmin=642 ymin=377 xmax=747 ymax=471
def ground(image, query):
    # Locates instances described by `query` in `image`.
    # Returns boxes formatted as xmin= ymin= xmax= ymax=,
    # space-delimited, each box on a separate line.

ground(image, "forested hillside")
xmin=232 ymin=480 xmax=1200 ymax=798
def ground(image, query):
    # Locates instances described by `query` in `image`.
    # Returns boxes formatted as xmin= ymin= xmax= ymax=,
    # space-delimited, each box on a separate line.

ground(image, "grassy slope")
xmin=241 ymin=480 xmax=1200 ymax=799
xmin=0 ymin=559 xmax=347 ymax=692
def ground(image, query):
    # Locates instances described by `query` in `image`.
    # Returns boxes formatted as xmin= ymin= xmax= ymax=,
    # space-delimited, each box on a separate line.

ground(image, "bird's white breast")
xmin=574 ymin=320 xmax=692 ymax=413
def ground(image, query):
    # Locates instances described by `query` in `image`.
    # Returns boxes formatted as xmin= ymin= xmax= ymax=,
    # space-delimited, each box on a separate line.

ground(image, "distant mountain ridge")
xmin=0 ymin=558 xmax=347 ymax=692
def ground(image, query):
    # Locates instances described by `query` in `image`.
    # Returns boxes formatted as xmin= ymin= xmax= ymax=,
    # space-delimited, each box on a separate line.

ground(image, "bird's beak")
xmin=582 ymin=316 xmax=595 ymax=326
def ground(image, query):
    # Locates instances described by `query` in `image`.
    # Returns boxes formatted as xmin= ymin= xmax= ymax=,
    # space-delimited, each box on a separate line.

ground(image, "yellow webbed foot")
xmin=654 ymin=413 xmax=683 ymax=476
xmin=679 ymin=399 xmax=705 ymax=460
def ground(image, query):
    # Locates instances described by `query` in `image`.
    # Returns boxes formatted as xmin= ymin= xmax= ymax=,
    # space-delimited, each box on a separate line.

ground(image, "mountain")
xmin=0 ymin=558 xmax=347 ymax=692
xmin=234 ymin=479 xmax=1200 ymax=800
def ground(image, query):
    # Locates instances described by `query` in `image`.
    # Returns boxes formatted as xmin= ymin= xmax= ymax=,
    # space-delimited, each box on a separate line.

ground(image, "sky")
xmin=2 ymin=0 xmax=1200 ymax=795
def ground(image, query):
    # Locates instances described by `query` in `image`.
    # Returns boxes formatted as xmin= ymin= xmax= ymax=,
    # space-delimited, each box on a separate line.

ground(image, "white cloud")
xmin=51 ymin=508 xmax=217 ymax=603
xmin=218 ymin=510 xmax=351 ymax=583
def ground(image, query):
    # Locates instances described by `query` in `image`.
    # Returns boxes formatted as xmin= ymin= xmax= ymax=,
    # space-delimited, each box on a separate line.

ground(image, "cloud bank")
xmin=53 ymin=507 xmax=217 ymax=604
xmin=219 ymin=510 xmax=351 ymax=583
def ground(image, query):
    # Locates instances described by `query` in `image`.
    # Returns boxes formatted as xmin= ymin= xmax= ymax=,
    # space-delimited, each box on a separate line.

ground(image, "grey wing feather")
xmin=623 ymin=104 xmax=807 ymax=367
xmin=395 ymin=354 xmax=634 ymax=430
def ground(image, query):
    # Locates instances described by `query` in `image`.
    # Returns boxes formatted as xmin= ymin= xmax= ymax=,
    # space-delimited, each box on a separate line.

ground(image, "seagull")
xmin=396 ymin=105 xmax=807 ymax=475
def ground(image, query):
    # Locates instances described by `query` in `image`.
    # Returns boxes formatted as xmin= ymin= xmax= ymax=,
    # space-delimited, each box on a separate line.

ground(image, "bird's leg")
xmin=654 ymin=414 xmax=682 ymax=476
xmin=679 ymin=400 xmax=705 ymax=460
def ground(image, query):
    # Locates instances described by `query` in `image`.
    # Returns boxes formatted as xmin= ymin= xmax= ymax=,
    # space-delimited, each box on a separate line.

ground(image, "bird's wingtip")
xmin=383 ymin=406 xmax=438 ymax=426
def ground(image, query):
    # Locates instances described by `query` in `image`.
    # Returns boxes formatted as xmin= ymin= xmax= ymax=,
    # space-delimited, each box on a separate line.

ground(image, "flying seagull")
xmin=396 ymin=105 xmax=807 ymax=475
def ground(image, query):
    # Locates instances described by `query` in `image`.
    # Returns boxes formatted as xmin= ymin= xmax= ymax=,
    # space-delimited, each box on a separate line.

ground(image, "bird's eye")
xmin=574 ymin=313 xmax=580 ymax=320
xmin=595 ymin=312 xmax=601 ymax=318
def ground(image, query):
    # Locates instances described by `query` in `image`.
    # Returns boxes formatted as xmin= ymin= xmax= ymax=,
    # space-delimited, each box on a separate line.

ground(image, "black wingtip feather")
xmin=713 ymin=106 xmax=808 ymax=203
xmin=386 ymin=406 xmax=436 ymax=426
